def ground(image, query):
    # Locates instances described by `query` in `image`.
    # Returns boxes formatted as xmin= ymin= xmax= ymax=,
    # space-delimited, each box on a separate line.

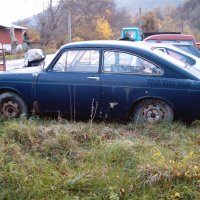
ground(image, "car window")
xmin=146 ymin=39 xmax=194 ymax=45
xmin=156 ymin=48 xmax=196 ymax=66
xmin=53 ymin=50 xmax=99 ymax=72
xmin=166 ymin=49 xmax=190 ymax=63
xmin=156 ymin=48 xmax=166 ymax=53
xmin=124 ymin=30 xmax=136 ymax=40
xmin=103 ymin=50 xmax=163 ymax=75
xmin=175 ymin=45 xmax=200 ymax=57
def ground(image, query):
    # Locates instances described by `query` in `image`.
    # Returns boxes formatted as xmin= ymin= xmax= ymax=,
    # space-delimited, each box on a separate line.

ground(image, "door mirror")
xmin=24 ymin=49 xmax=46 ymax=68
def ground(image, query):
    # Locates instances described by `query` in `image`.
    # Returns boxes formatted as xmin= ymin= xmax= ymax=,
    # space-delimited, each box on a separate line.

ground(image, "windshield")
xmin=124 ymin=30 xmax=136 ymax=40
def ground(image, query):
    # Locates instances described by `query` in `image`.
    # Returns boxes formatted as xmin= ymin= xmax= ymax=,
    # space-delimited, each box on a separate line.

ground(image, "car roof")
xmin=46 ymin=40 xmax=200 ymax=81
xmin=144 ymin=34 xmax=196 ymax=41
xmin=122 ymin=27 xmax=140 ymax=30
xmin=60 ymin=40 xmax=150 ymax=50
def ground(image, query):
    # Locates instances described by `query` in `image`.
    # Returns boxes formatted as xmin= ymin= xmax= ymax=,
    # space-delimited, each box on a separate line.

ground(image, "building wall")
xmin=0 ymin=28 xmax=23 ymax=44
xmin=0 ymin=28 xmax=11 ymax=43
xmin=14 ymin=29 xmax=23 ymax=44
xmin=0 ymin=25 xmax=28 ymax=53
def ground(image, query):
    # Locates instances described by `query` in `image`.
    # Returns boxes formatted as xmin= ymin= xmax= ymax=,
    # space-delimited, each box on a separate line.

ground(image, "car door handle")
xmin=87 ymin=76 xmax=100 ymax=81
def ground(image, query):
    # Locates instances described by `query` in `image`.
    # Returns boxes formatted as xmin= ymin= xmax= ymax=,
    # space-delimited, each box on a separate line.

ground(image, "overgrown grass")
xmin=0 ymin=118 xmax=199 ymax=199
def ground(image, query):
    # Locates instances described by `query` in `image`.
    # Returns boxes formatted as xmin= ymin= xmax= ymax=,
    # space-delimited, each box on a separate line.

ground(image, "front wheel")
xmin=133 ymin=99 xmax=174 ymax=123
xmin=0 ymin=92 xmax=28 ymax=118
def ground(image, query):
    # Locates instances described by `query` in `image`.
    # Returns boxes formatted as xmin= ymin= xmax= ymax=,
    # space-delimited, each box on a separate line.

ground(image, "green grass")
xmin=0 ymin=118 xmax=199 ymax=199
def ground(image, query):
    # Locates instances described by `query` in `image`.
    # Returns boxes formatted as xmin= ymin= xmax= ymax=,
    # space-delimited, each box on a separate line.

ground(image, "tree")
xmin=30 ymin=0 xmax=133 ymax=46
xmin=35 ymin=0 xmax=65 ymax=46
xmin=96 ymin=17 xmax=113 ymax=39
xmin=141 ymin=11 xmax=159 ymax=32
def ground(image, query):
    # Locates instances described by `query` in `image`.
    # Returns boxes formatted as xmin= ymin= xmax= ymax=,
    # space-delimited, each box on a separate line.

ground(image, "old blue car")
xmin=1 ymin=40 xmax=200 ymax=123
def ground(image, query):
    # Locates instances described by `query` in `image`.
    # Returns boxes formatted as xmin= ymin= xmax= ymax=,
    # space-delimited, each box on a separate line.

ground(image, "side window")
xmin=157 ymin=48 xmax=166 ymax=53
xmin=166 ymin=49 xmax=188 ymax=64
xmin=103 ymin=50 xmax=163 ymax=75
xmin=53 ymin=50 xmax=99 ymax=72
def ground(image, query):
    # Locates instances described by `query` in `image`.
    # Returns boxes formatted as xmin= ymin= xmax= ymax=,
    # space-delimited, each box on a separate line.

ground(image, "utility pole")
xmin=67 ymin=1 xmax=72 ymax=43
xmin=139 ymin=7 xmax=142 ymax=29
xmin=180 ymin=2 xmax=184 ymax=33
xmin=181 ymin=7 xmax=184 ymax=33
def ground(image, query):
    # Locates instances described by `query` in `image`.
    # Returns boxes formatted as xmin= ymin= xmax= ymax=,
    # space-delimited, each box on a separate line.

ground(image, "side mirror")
xmin=24 ymin=49 xmax=46 ymax=68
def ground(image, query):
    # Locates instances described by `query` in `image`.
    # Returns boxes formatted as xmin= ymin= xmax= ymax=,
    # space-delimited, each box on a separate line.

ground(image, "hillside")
xmin=115 ymin=0 xmax=185 ymax=13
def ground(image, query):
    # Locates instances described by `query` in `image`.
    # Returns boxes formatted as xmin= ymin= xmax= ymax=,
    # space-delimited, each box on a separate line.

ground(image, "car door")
xmin=36 ymin=48 xmax=101 ymax=120
xmin=100 ymin=49 xmax=163 ymax=120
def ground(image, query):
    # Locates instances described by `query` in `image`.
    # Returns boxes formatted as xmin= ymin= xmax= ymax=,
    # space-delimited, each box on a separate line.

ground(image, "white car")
xmin=146 ymin=43 xmax=200 ymax=71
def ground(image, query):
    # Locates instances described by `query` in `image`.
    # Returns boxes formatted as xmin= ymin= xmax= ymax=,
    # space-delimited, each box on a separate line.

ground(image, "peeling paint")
xmin=32 ymin=101 xmax=39 ymax=114
xmin=109 ymin=102 xmax=118 ymax=108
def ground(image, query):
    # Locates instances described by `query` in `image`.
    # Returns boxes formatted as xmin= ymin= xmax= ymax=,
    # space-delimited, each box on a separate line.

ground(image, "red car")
xmin=144 ymin=34 xmax=198 ymax=48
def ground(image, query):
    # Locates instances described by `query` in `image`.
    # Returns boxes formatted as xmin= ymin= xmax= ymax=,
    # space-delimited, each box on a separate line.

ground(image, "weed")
xmin=0 ymin=120 xmax=199 ymax=199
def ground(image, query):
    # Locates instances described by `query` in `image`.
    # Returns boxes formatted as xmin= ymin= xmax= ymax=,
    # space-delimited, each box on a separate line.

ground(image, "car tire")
xmin=0 ymin=92 xmax=28 ymax=118
xmin=133 ymin=99 xmax=173 ymax=123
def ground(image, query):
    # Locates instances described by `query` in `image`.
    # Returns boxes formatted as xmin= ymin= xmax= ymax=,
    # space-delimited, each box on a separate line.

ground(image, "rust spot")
xmin=32 ymin=101 xmax=39 ymax=115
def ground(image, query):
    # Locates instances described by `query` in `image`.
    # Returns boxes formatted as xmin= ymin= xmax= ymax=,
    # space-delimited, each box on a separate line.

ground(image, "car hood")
xmin=5 ymin=66 xmax=43 ymax=73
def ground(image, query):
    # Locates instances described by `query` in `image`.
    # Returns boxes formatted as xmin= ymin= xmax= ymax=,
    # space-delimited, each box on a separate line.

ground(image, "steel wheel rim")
xmin=143 ymin=104 xmax=164 ymax=122
xmin=1 ymin=101 xmax=20 ymax=118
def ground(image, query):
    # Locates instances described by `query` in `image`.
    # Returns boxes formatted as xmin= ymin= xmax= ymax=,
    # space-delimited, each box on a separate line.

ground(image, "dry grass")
xmin=0 ymin=118 xmax=199 ymax=199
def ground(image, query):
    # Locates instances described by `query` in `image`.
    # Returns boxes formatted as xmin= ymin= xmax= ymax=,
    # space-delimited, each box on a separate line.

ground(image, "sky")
xmin=0 ymin=0 xmax=58 ymax=26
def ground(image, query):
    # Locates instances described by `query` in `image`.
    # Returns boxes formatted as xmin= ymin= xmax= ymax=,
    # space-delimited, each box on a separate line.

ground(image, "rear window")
xmin=146 ymin=39 xmax=194 ymax=45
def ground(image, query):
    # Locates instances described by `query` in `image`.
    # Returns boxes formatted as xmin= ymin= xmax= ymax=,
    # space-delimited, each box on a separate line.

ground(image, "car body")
xmin=1 ymin=40 xmax=200 ymax=123
xmin=147 ymin=43 xmax=200 ymax=70
xmin=172 ymin=43 xmax=200 ymax=58
xmin=121 ymin=27 xmax=142 ymax=41
xmin=143 ymin=34 xmax=200 ymax=58
xmin=143 ymin=34 xmax=198 ymax=47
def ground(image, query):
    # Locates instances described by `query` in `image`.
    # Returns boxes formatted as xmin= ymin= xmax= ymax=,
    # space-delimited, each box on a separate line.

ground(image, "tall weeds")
xmin=0 ymin=119 xmax=199 ymax=199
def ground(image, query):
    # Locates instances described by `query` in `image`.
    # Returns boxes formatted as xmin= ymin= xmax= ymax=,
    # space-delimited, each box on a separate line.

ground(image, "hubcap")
xmin=1 ymin=101 xmax=20 ymax=118
xmin=143 ymin=105 xmax=164 ymax=122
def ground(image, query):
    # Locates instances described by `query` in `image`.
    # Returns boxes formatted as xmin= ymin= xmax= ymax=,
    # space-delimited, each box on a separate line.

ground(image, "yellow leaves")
xmin=194 ymin=165 xmax=199 ymax=172
xmin=153 ymin=150 xmax=165 ymax=164
xmin=153 ymin=151 xmax=161 ymax=157
xmin=176 ymin=172 xmax=181 ymax=177
xmin=95 ymin=17 xmax=113 ymax=39
xmin=174 ymin=192 xmax=181 ymax=199
xmin=139 ymin=148 xmax=200 ymax=187
xmin=185 ymin=171 xmax=192 ymax=178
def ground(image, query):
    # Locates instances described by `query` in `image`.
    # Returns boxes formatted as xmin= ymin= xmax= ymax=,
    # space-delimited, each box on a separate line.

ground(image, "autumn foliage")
xmin=16 ymin=0 xmax=200 ymax=48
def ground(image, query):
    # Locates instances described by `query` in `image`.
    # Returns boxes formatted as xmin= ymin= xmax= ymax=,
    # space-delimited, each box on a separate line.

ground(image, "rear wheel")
xmin=133 ymin=99 xmax=173 ymax=123
xmin=0 ymin=92 xmax=28 ymax=118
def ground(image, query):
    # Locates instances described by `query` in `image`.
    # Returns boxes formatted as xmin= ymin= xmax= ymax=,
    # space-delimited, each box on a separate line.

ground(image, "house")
xmin=0 ymin=24 xmax=30 ymax=54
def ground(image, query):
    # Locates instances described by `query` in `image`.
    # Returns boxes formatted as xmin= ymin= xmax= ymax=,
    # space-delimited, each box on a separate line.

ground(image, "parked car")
xmin=172 ymin=43 xmax=200 ymax=58
xmin=1 ymin=40 xmax=200 ymax=123
xmin=143 ymin=34 xmax=198 ymax=48
xmin=147 ymin=43 xmax=200 ymax=70
xmin=143 ymin=34 xmax=200 ymax=57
